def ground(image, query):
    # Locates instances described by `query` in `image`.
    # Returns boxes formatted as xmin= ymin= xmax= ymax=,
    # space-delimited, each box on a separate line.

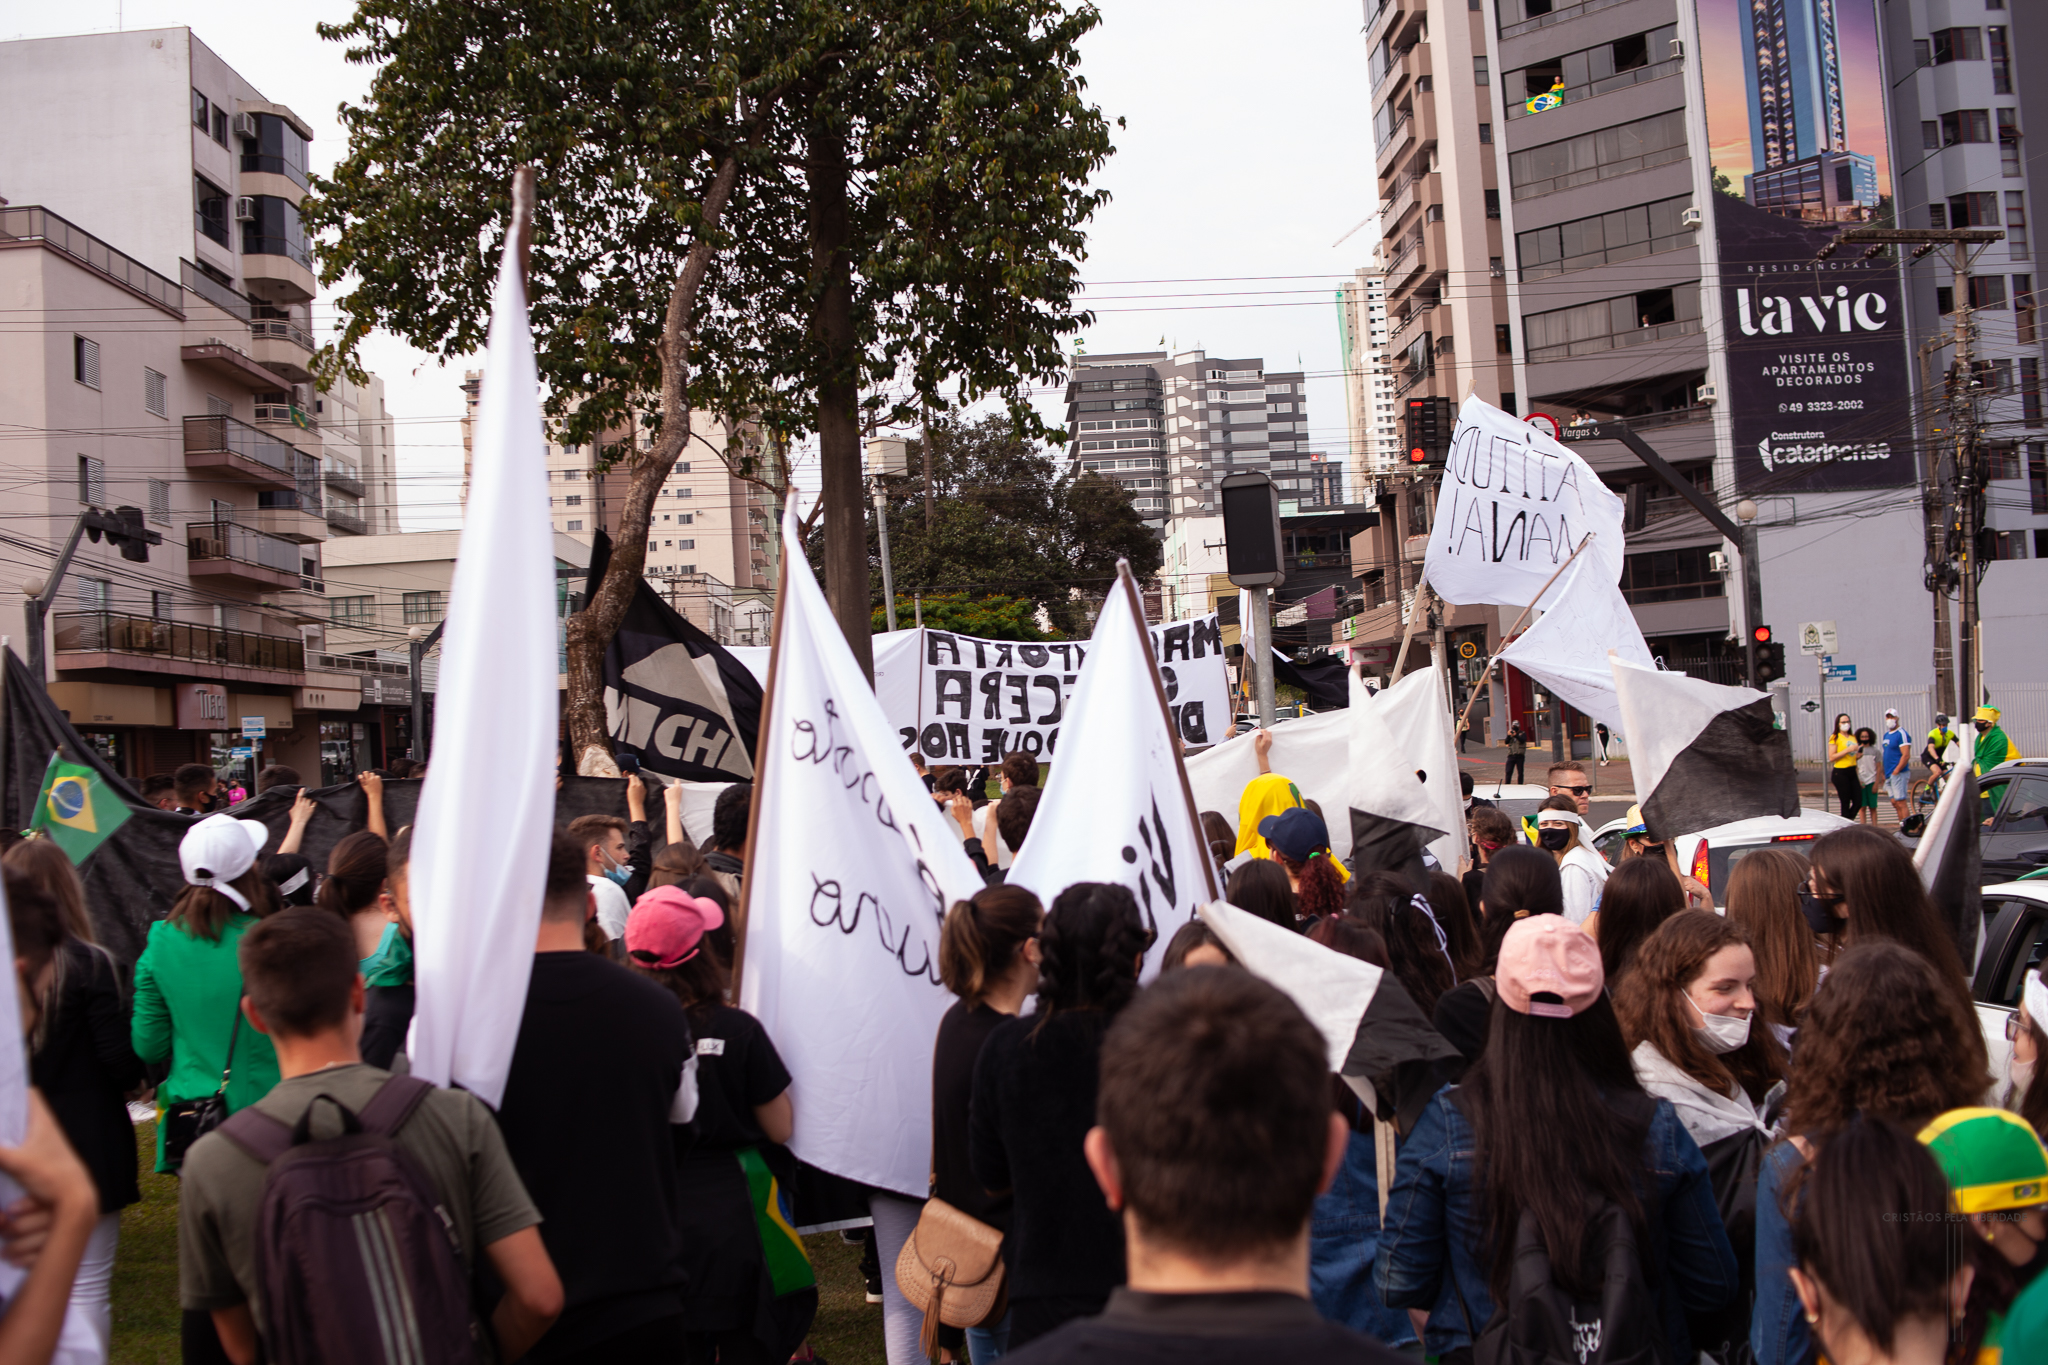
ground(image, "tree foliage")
xmin=872 ymin=592 xmax=1053 ymax=640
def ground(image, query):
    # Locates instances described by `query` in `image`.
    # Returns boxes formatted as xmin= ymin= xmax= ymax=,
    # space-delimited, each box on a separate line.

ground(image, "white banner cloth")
xmin=1496 ymin=556 xmax=1654 ymax=733
xmin=407 ymin=246 xmax=558 ymax=1109
xmin=1424 ymin=396 xmax=1626 ymax=608
xmin=739 ymin=501 xmax=986 ymax=1198
xmin=1185 ymin=709 xmax=1355 ymax=859
xmin=1348 ymin=662 xmax=1467 ymax=872
xmin=1007 ymin=570 xmax=1220 ymax=979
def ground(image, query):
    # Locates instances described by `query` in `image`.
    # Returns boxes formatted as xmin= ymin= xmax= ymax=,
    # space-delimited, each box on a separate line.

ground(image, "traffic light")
xmin=1404 ymin=397 xmax=1453 ymax=468
xmin=81 ymin=506 xmax=162 ymax=563
xmin=1752 ymin=624 xmax=1785 ymax=683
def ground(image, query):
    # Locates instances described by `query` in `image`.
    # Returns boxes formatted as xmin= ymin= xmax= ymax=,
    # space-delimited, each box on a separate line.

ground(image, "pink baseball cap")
xmin=625 ymin=886 xmax=726 ymax=969
xmin=1495 ymin=916 xmax=1603 ymax=1018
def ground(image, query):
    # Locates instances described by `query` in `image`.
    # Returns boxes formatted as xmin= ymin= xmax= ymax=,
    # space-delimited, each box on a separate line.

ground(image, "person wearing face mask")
xmin=568 ymin=812 xmax=637 ymax=948
xmin=1534 ymin=797 xmax=1608 ymax=925
xmin=1880 ymin=709 xmax=1915 ymax=825
xmin=1617 ymin=913 xmax=1789 ymax=1364
xmin=1975 ymin=703 xmax=2022 ymax=777
xmin=2009 ymin=969 xmax=2048 ymax=1140
xmin=1827 ymin=713 xmax=1861 ymax=821
xmin=1918 ymin=1107 xmax=2048 ymax=1365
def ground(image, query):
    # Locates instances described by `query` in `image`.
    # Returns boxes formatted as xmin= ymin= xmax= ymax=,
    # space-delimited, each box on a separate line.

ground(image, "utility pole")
xmin=1917 ymin=336 xmax=1959 ymax=717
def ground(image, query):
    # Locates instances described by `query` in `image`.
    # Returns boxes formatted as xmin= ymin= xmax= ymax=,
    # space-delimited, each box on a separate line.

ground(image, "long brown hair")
xmin=1615 ymin=912 xmax=1786 ymax=1103
xmin=1593 ymin=856 xmax=1686 ymax=986
xmin=1781 ymin=941 xmax=1991 ymax=1140
xmin=168 ymin=868 xmax=279 ymax=941
xmin=1724 ymin=847 xmax=1818 ymax=1030
xmin=316 ymin=830 xmax=389 ymax=918
xmin=3 ymin=838 xmax=105 ymax=1050
xmin=647 ymin=842 xmax=706 ymax=889
xmin=937 ymin=885 xmax=1042 ymax=1005
xmin=1425 ymin=870 xmax=1483 ymax=980
xmin=1810 ymin=827 xmax=1982 ymax=1068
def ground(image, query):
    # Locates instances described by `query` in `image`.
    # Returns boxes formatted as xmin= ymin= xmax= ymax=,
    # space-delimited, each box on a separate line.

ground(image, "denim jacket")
xmin=1372 ymin=1086 xmax=1739 ymax=1360
xmin=1750 ymin=1141 xmax=1813 ymax=1365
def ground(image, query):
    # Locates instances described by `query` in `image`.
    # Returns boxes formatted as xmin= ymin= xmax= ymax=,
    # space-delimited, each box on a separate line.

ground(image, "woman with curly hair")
xmin=969 ymin=882 xmax=1150 ymax=1348
xmin=1257 ymin=806 xmax=1348 ymax=924
xmin=1751 ymin=941 xmax=1993 ymax=1365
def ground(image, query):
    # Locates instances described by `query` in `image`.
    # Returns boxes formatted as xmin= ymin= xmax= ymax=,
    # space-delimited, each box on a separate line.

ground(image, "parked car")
xmin=1971 ymin=878 xmax=2048 ymax=1095
xmin=1584 ymin=809 xmax=1856 ymax=908
xmin=1465 ymin=782 xmax=1557 ymax=825
xmin=1899 ymin=759 xmax=2048 ymax=884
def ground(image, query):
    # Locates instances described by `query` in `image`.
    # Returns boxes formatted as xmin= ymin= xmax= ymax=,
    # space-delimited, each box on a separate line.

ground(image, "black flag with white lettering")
xmin=594 ymin=532 xmax=761 ymax=782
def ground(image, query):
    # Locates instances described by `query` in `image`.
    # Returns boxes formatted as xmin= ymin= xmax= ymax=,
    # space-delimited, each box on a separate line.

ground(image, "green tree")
xmin=872 ymin=592 xmax=1053 ymax=640
xmin=307 ymin=0 xmax=1112 ymax=771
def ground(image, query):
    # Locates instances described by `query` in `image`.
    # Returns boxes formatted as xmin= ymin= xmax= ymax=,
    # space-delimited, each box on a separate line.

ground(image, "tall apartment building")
xmin=0 ymin=28 xmax=409 ymax=781
xmin=1339 ymin=257 xmax=1400 ymax=481
xmin=1879 ymin=0 xmax=2048 ymax=684
xmin=461 ymin=373 xmax=776 ymax=642
xmin=1064 ymin=349 xmax=1313 ymax=527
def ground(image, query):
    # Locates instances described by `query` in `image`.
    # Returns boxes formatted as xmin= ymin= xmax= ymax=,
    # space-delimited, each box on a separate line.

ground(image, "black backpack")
xmin=1469 ymin=1200 xmax=1670 ymax=1365
xmin=218 ymin=1076 xmax=484 ymax=1364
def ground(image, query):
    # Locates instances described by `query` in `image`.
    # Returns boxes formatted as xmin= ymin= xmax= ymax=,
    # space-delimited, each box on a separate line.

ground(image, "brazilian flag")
xmin=288 ymin=404 xmax=311 ymax=431
xmin=736 ymin=1146 xmax=815 ymax=1296
xmin=27 ymin=754 xmax=131 ymax=866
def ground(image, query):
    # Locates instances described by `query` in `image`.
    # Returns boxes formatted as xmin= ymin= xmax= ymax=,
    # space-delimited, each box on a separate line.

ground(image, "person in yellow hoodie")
xmin=1232 ymin=731 xmax=1349 ymax=879
xmin=1974 ymin=703 xmax=2022 ymax=777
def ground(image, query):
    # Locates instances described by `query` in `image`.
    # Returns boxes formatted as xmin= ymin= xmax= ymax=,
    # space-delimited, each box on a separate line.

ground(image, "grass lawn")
xmin=113 ymin=1120 xmax=886 ymax=1365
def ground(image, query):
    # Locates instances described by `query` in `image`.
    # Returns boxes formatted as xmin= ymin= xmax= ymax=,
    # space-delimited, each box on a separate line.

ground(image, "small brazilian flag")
xmin=27 ymin=754 xmax=131 ymax=866
xmin=736 ymin=1146 xmax=815 ymax=1297
xmin=288 ymin=404 xmax=311 ymax=431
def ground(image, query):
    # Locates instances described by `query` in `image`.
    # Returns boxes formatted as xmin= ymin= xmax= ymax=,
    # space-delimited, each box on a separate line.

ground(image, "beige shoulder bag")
xmin=894 ymin=1197 xmax=1008 ymax=1360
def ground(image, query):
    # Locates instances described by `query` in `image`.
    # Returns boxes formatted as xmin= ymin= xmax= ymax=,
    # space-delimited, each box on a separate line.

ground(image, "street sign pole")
xmin=1817 ymin=652 xmax=1827 ymax=765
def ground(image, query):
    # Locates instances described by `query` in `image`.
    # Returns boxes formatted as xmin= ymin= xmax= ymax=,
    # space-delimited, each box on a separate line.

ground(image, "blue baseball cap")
xmin=1258 ymin=806 xmax=1331 ymax=864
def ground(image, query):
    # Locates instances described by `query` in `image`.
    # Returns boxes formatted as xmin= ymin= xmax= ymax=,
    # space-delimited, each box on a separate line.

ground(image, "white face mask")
xmin=1838 ymin=721 xmax=1851 ymax=733
xmin=1684 ymin=991 xmax=1752 ymax=1054
xmin=2014 ymin=1059 xmax=2037 ymax=1096
xmin=1886 ymin=719 xmax=1899 ymax=731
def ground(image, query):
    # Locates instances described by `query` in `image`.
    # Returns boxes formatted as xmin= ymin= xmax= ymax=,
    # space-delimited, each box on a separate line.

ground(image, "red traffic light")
xmin=1409 ymin=446 xmax=1428 ymax=463
xmin=1752 ymin=625 xmax=1773 ymax=644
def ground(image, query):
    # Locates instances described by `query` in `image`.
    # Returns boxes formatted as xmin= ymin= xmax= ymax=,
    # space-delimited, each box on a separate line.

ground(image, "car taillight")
xmin=1690 ymin=841 xmax=1711 ymax=885
xmin=1772 ymin=833 xmax=1816 ymax=843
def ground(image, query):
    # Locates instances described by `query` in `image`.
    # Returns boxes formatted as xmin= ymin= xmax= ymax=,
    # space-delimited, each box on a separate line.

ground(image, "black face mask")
xmin=1800 ymin=889 xmax=1846 ymax=935
xmin=1538 ymin=828 xmax=1571 ymax=852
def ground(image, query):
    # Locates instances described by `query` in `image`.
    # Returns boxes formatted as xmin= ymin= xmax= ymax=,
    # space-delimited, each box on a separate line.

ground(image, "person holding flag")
xmin=1974 ymin=703 xmax=2021 ymax=776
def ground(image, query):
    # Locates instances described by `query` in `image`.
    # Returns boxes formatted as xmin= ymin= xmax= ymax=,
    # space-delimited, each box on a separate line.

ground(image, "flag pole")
xmin=1453 ymin=533 xmax=1596 ymax=739
xmin=1116 ymin=561 xmax=1220 ymax=902
xmin=1388 ymin=582 xmax=1433 ymax=679
xmin=731 ymin=518 xmax=793 ymax=1001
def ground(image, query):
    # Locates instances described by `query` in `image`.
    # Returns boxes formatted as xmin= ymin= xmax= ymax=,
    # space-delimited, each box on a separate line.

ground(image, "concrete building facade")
xmin=1339 ymin=256 xmax=1401 ymax=480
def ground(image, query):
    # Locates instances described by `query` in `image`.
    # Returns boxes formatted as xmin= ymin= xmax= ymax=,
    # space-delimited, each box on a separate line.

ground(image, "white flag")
xmin=1496 ymin=554 xmax=1653 ymax=733
xmin=407 ymin=243 xmax=558 ymax=1109
xmin=739 ymin=498 xmax=985 ymax=1198
xmin=1007 ymin=565 xmax=1219 ymax=978
xmin=1423 ymin=396 xmax=1625 ymax=608
xmin=1185 ymin=708 xmax=1354 ymax=859
xmin=1348 ymin=661 xmax=1466 ymax=874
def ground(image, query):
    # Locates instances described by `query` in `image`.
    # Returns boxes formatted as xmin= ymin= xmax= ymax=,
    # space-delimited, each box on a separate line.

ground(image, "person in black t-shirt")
xmin=494 ymin=830 xmax=700 ymax=1365
xmin=932 ymin=884 xmax=1045 ymax=1360
xmin=1004 ymin=967 xmax=1405 ymax=1365
xmin=624 ymin=885 xmax=812 ymax=1365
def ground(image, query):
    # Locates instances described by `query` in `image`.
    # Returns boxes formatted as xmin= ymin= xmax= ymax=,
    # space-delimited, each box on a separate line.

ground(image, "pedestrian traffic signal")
xmin=1752 ymin=625 xmax=1785 ymax=683
xmin=1404 ymin=397 xmax=1453 ymax=468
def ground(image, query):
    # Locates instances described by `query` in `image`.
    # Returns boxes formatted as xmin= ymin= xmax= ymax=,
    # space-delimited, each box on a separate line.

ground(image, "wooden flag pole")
xmin=1388 ymin=582 xmax=1433 ymax=679
xmin=509 ymin=166 xmax=537 ymax=291
xmin=1453 ymin=532 xmax=1597 ymax=738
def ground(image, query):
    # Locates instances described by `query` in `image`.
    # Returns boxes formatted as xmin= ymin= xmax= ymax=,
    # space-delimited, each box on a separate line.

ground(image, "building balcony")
xmin=187 ymin=520 xmax=304 ymax=589
xmin=0 ymin=206 xmax=183 ymax=318
xmin=181 ymin=340 xmax=280 ymax=391
xmin=326 ymin=506 xmax=368 ymax=536
xmin=323 ymin=467 xmax=365 ymax=499
xmin=250 ymin=493 xmax=327 ymax=544
xmin=52 ymin=610 xmax=306 ymax=686
xmin=1380 ymin=171 xmax=1439 ymax=234
xmin=248 ymin=318 xmax=315 ymax=383
xmin=239 ymin=245 xmax=316 ymax=303
xmin=183 ymin=414 xmax=307 ymax=490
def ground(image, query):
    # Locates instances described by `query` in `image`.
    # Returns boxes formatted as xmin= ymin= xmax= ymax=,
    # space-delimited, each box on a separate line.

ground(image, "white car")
xmin=1973 ymin=878 xmax=2048 ymax=1099
xmin=1585 ymin=809 xmax=1856 ymax=908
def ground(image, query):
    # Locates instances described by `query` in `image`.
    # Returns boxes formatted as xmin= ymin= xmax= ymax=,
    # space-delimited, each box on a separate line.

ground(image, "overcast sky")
xmin=6 ymin=0 xmax=1376 ymax=530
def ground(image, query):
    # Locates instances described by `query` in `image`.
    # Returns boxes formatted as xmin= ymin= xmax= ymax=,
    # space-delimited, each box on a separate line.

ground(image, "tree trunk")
xmin=562 ymin=154 xmax=744 ymax=775
xmin=808 ymin=106 xmax=874 ymax=682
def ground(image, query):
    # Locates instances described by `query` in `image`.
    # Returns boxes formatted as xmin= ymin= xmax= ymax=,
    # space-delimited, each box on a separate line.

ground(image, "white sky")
xmin=5 ymin=0 xmax=1377 ymax=530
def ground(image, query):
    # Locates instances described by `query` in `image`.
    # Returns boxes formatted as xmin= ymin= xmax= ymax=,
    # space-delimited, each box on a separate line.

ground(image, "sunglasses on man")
xmin=1554 ymin=784 xmax=1592 ymax=797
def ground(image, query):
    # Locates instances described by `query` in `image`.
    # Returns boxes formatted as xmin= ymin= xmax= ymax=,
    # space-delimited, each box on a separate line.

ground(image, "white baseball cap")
xmin=179 ymin=813 xmax=270 ymax=890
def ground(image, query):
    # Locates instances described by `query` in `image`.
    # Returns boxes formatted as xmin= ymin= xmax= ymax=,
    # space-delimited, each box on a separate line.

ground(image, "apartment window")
xmin=2010 ymin=196 xmax=2031 ymax=262
xmin=676 ymin=540 xmax=696 ymax=551
xmin=1989 ymin=531 xmax=2029 ymax=561
xmin=2017 ymin=275 xmax=2037 ymax=344
xmin=1496 ymin=323 xmax=1513 ymax=355
xmin=76 ymin=577 xmax=111 ymax=612
xmin=2024 ymin=358 xmax=2042 ymax=428
xmin=1620 ymin=546 xmax=1725 ymax=603
xmin=238 ymin=113 xmax=310 ymax=189
xmin=147 ymin=478 xmax=170 ymax=525
xmin=1516 ymin=195 xmax=1694 ymax=279
xmin=1951 ymin=192 xmax=1999 ymax=228
xmin=1922 ymin=121 xmax=1941 ymax=151
xmin=1932 ymin=28 xmax=1984 ymax=64
xmin=566 ymin=519 xmax=584 ymax=531
xmin=2030 ymin=443 xmax=2048 ymax=513
xmin=1930 ymin=204 xmax=1948 ymax=229
xmin=1990 ymin=27 xmax=2011 ymax=94
xmin=1501 ymin=392 xmax=1518 ymax=415
xmin=241 ymin=197 xmax=311 ymax=268
xmin=77 ymin=456 xmax=105 ymax=506
xmin=211 ymin=105 xmax=227 ymax=146
xmin=151 ymin=590 xmax=173 ymax=620
xmin=402 ymin=590 xmax=446 ymax=624
xmin=1941 ymin=110 xmax=1992 ymax=145
xmin=329 ymin=596 xmax=373 ymax=624
xmin=1508 ymin=109 xmax=1689 ymax=200
xmin=564 ymin=494 xmax=582 ymax=507
xmin=1999 ymin=109 xmax=2022 ymax=177
xmin=674 ymin=487 xmax=692 ymax=498
xmin=1479 ymin=123 xmax=1493 ymax=144
xmin=1523 ymin=285 xmax=1703 ymax=361
xmin=192 ymin=88 xmax=209 ymax=128
xmin=1993 ymin=360 xmax=2015 ymax=395
xmin=679 ymin=513 xmax=694 ymax=526
xmin=676 ymin=462 xmax=691 ymax=474
xmin=1969 ymin=276 xmax=2007 ymax=310
xmin=143 ymin=367 xmax=167 ymax=417
xmin=73 ymin=337 xmax=99 ymax=389
xmin=1474 ymin=56 xmax=1489 ymax=85
xmin=193 ymin=175 xmax=230 ymax=247
xmin=1485 ymin=188 xmax=1501 ymax=219
xmin=1512 ymin=24 xmax=1678 ymax=118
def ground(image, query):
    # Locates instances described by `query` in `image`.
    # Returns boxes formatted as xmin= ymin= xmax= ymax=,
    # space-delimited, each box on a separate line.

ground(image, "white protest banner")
xmin=871 ymin=617 xmax=1230 ymax=765
xmin=1006 ymin=565 xmax=1220 ymax=978
xmin=1496 ymin=555 xmax=1654 ymax=733
xmin=408 ymin=199 xmax=557 ymax=1109
xmin=739 ymin=500 xmax=987 ymax=1198
xmin=1424 ymin=395 xmax=1625 ymax=608
xmin=1186 ymin=709 xmax=1355 ymax=859
xmin=1348 ymin=661 xmax=1466 ymax=875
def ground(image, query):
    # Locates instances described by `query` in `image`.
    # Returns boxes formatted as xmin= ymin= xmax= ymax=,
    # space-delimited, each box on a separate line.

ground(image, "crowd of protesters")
xmin=0 ymin=715 xmax=2037 ymax=1365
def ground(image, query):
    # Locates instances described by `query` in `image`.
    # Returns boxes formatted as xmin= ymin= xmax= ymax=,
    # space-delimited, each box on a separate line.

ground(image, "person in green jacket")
xmin=1918 ymin=1106 xmax=2048 ymax=1364
xmin=131 ymin=813 xmax=282 ymax=1174
xmin=1975 ymin=702 xmax=2022 ymax=777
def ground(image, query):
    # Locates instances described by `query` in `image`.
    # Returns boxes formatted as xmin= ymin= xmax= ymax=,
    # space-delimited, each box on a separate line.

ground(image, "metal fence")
xmin=1778 ymin=680 xmax=2048 ymax=765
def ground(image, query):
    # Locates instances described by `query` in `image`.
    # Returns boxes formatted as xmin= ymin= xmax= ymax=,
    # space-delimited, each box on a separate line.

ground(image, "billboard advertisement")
xmin=1696 ymin=0 xmax=1917 ymax=493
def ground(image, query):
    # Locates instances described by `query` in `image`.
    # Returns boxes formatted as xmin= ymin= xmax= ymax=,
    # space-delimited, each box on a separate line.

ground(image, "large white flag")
xmin=1185 ymin=708 xmax=1354 ymax=859
xmin=1347 ymin=661 xmax=1466 ymax=877
xmin=1496 ymin=554 xmax=1652 ymax=733
xmin=408 ymin=241 xmax=557 ymax=1109
xmin=739 ymin=499 xmax=986 ymax=1198
xmin=1423 ymin=396 xmax=1625 ymax=608
xmin=1007 ymin=565 xmax=1219 ymax=978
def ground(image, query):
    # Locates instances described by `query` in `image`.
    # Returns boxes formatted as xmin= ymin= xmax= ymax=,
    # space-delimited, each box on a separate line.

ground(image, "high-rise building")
xmin=1742 ymin=0 xmax=1879 ymax=219
xmin=0 ymin=28 xmax=410 ymax=780
xmin=1064 ymin=349 xmax=1311 ymax=527
xmin=1338 ymin=256 xmax=1399 ymax=479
